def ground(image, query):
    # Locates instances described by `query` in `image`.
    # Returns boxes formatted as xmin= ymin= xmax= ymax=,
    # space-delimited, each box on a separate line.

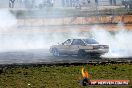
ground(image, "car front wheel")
xmin=52 ymin=48 xmax=60 ymax=57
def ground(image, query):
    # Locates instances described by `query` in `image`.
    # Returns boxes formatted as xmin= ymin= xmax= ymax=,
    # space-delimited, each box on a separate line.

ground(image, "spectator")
xmin=9 ymin=0 xmax=15 ymax=8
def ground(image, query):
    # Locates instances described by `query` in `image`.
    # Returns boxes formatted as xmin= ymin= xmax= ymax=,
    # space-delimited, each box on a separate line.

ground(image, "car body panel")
xmin=50 ymin=38 xmax=109 ymax=56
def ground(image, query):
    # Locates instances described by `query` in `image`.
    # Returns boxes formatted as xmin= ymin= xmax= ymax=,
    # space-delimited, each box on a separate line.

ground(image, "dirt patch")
xmin=17 ymin=15 xmax=132 ymax=32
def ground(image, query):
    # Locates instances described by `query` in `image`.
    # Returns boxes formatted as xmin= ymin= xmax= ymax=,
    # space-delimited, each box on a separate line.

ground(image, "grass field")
xmin=0 ymin=63 xmax=132 ymax=88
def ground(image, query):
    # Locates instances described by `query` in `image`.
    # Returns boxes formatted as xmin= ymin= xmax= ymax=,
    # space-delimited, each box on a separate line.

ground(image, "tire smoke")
xmin=90 ymin=25 xmax=132 ymax=57
xmin=0 ymin=9 xmax=132 ymax=58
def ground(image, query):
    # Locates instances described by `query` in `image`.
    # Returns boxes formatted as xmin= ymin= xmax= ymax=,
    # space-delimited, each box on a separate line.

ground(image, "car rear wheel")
xmin=52 ymin=48 xmax=60 ymax=56
xmin=94 ymin=54 xmax=101 ymax=59
xmin=90 ymin=53 xmax=101 ymax=59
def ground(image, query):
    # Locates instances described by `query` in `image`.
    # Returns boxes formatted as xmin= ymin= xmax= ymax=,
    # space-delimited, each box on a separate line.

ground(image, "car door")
xmin=58 ymin=39 xmax=73 ymax=54
xmin=70 ymin=39 xmax=86 ymax=54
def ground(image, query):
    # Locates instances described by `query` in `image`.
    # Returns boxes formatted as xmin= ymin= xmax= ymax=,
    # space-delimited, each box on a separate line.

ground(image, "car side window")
xmin=63 ymin=39 xmax=72 ymax=45
xmin=72 ymin=39 xmax=85 ymax=45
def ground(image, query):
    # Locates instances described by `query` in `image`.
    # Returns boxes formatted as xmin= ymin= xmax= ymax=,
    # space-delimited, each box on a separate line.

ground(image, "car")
xmin=49 ymin=38 xmax=109 ymax=58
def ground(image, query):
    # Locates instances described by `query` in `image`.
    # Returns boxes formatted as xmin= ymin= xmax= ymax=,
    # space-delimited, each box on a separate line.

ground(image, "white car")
xmin=50 ymin=38 xmax=109 ymax=58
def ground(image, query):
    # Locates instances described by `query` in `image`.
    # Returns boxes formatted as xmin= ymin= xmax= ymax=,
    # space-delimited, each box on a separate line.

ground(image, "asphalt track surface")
xmin=0 ymin=49 xmax=131 ymax=65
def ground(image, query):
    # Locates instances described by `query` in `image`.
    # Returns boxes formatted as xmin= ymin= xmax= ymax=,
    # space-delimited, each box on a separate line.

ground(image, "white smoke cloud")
xmin=0 ymin=9 xmax=74 ymax=52
xmin=0 ymin=9 xmax=16 ymax=32
xmin=90 ymin=25 xmax=132 ymax=57
xmin=0 ymin=9 xmax=132 ymax=58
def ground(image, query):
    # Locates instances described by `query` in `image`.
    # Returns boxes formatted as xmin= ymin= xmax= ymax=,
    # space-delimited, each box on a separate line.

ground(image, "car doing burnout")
xmin=50 ymin=39 xmax=109 ymax=58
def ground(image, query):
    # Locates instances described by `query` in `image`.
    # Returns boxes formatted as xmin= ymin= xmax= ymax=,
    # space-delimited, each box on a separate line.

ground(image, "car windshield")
xmin=83 ymin=39 xmax=99 ymax=44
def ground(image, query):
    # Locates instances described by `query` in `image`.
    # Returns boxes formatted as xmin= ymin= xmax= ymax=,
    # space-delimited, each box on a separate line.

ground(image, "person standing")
xmin=9 ymin=0 xmax=16 ymax=8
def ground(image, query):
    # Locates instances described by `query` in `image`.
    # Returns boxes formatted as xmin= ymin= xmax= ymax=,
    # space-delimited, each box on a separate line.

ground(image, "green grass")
xmin=0 ymin=63 xmax=132 ymax=88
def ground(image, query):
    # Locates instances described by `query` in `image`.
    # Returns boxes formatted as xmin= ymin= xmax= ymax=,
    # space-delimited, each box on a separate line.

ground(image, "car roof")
xmin=68 ymin=38 xmax=96 ymax=40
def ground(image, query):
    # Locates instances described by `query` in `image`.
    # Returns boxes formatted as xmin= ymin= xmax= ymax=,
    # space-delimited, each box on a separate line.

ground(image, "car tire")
xmin=95 ymin=54 xmax=101 ymax=59
xmin=52 ymin=48 xmax=60 ymax=57
xmin=78 ymin=50 xmax=86 ymax=58
xmin=91 ymin=54 xmax=101 ymax=59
